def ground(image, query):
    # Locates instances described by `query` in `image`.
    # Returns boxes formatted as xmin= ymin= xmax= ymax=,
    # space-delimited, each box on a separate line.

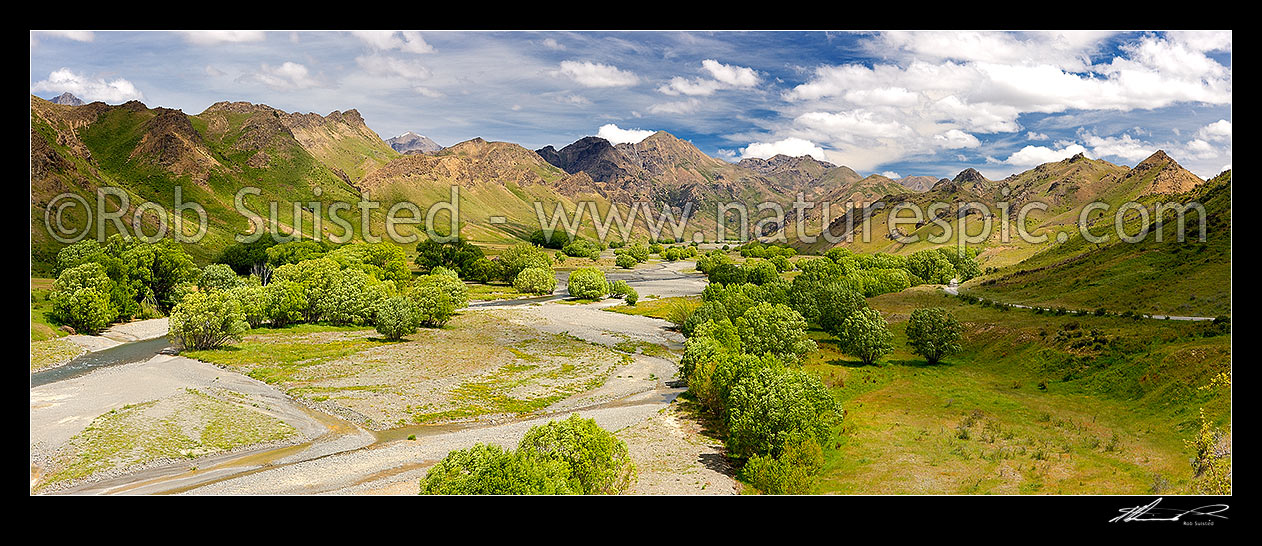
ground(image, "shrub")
xmin=229 ymin=284 xmax=268 ymax=328
xmin=609 ymin=280 xmax=631 ymax=298
xmin=410 ymin=283 xmax=456 ymax=327
xmin=735 ymin=303 xmax=816 ymax=362
xmin=319 ymin=268 xmax=389 ymax=325
xmin=416 ymin=273 xmax=469 ymax=309
xmin=905 ymin=307 xmax=963 ymax=365
xmin=168 ymin=291 xmax=248 ymax=350
xmin=682 ymin=301 xmax=729 ymax=337
xmin=464 ymin=257 xmax=502 ymax=284
xmin=419 ymin=443 xmax=573 ymax=495
xmin=264 ymin=280 xmax=307 ymax=328
xmin=815 ymin=282 xmax=867 ymax=335
xmin=514 ymin=267 xmax=558 ymax=295
xmin=624 ymin=288 xmax=638 ymax=306
xmin=745 ymin=260 xmax=780 ymax=285
xmin=839 ymin=307 xmax=894 ymax=365
xmin=740 ymin=437 xmax=824 ymax=494
xmin=615 ymin=253 xmax=637 ymax=269
xmin=414 ymin=238 xmax=485 ymax=276
xmin=496 ymin=244 xmax=554 ymax=282
xmin=517 ymin=414 xmax=636 ymax=494
xmin=567 ymin=268 xmax=608 ymax=300
xmin=725 ymin=367 xmax=839 ymax=458
xmin=374 ymin=296 xmax=420 ymax=340
xmin=48 ymin=263 xmax=116 ymax=334
xmin=197 ymin=263 xmax=241 ymax=292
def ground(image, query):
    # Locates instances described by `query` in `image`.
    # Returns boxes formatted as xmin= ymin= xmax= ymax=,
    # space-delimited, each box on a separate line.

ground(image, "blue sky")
xmin=30 ymin=30 xmax=1231 ymax=180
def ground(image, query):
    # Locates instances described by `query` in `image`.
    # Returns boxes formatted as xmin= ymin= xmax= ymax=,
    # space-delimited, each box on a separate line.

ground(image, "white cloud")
xmin=34 ymin=31 xmax=95 ymax=43
xmin=740 ymin=138 xmax=828 ymax=161
xmin=351 ymin=31 xmax=434 ymax=54
xmin=701 ymin=59 xmax=759 ymax=87
xmin=1082 ymin=132 xmax=1153 ymax=162
xmin=242 ymin=62 xmax=322 ymax=90
xmin=558 ymin=94 xmax=591 ymax=106
xmin=558 ymin=61 xmax=638 ymax=88
xmin=1197 ymin=119 xmax=1232 ymax=142
xmin=658 ymin=77 xmax=722 ymax=96
xmin=182 ymin=31 xmax=266 ymax=45
xmin=934 ymin=129 xmax=981 ymax=149
xmin=540 ymin=38 xmax=565 ymax=51
xmin=659 ymin=59 xmax=759 ymax=96
xmin=880 ymin=171 xmax=901 ymax=179
xmin=31 ymin=68 xmax=143 ymax=103
xmin=414 ymin=86 xmax=444 ymax=98
xmin=355 ymin=54 xmax=432 ymax=80
xmin=597 ymin=123 xmax=655 ymax=145
xmin=648 ymin=99 xmax=702 ymax=115
xmin=204 ymin=65 xmax=226 ymax=77
xmin=769 ymin=31 xmax=1231 ymax=172
xmin=1003 ymin=143 xmax=1088 ymax=167
xmin=1182 ymin=138 xmax=1218 ymax=160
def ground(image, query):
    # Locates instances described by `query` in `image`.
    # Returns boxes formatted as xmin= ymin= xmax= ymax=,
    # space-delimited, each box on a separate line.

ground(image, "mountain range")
xmin=29 ymin=94 xmax=1221 ymax=284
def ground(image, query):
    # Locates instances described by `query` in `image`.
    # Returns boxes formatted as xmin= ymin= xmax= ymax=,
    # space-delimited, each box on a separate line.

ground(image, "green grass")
xmin=605 ymin=295 xmax=699 ymax=321
xmin=966 ymin=171 xmax=1231 ymax=318
xmin=804 ymin=286 xmax=1230 ymax=494
xmin=466 ymin=282 xmax=532 ymax=301
xmin=183 ymin=324 xmax=386 ymax=385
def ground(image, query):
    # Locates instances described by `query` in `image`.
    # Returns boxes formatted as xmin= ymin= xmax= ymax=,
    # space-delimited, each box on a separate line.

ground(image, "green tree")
xmin=374 ymin=296 xmax=420 ymax=340
xmin=735 ymin=303 xmax=816 ymax=362
xmin=567 ymin=268 xmax=608 ymax=300
xmin=726 ymin=367 xmax=839 ymax=458
xmin=905 ymin=307 xmax=963 ymax=365
xmin=229 ymin=283 xmax=268 ymax=328
xmin=263 ymin=280 xmax=307 ymax=328
xmin=48 ymin=262 xmax=116 ymax=334
xmin=514 ymin=267 xmax=557 ymax=295
xmin=414 ymin=238 xmax=485 ymax=277
xmin=816 ymin=282 xmax=866 ymax=334
xmin=410 ymin=283 xmax=456 ymax=327
xmin=839 ymin=307 xmax=894 ymax=365
xmin=198 ymin=263 xmax=241 ymax=292
xmin=496 ymin=243 xmax=553 ymax=282
xmin=517 ymin=414 xmax=636 ymax=494
xmin=419 ymin=443 xmax=573 ymax=495
xmin=168 ymin=291 xmax=248 ymax=350
xmin=615 ymin=253 xmax=637 ymax=269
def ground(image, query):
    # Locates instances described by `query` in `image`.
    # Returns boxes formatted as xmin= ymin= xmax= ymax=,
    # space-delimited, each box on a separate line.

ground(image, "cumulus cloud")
xmin=934 ymin=129 xmax=981 ymax=149
xmin=880 ymin=171 xmax=901 ymax=179
xmin=701 ymin=59 xmax=759 ymax=87
xmin=182 ymin=31 xmax=266 ymax=45
xmin=1002 ymin=143 xmax=1088 ymax=167
xmin=352 ymin=31 xmax=434 ymax=54
xmin=241 ymin=62 xmax=323 ymax=90
xmin=31 ymin=68 xmax=143 ymax=103
xmin=1081 ymin=132 xmax=1154 ymax=162
xmin=763 ymin=31 xmax=1231 ymax=173
xmin=597 ymin=124 xmax=655 ymax=145
xmin=1197 ymin=119 xmax=1232 ymax=142
xmin=558 ymin=61 xmax=638 ymax=88
xmin=740 ymin=138 xmax=828 ymax=161
xmin=659 ymin=59 xmax=759 ymax=96
xmin=540 ymin=38 xmax=565 ymax=50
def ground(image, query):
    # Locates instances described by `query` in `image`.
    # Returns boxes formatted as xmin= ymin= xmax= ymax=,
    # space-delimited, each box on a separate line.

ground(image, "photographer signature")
xmin=1110 ymin=498 xmax=1229 ymax=523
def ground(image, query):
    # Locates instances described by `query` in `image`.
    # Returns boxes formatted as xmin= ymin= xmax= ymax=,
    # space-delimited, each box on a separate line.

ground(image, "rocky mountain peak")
xmin=50 ymin=92 xmax=84 ymax=106
xmin=952 ymin=168 xmax=988 ymax=185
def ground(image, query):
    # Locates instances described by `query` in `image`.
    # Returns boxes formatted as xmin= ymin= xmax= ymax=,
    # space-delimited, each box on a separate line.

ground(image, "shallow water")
xmin=30 ymin=337 xmax=171 ymax=388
